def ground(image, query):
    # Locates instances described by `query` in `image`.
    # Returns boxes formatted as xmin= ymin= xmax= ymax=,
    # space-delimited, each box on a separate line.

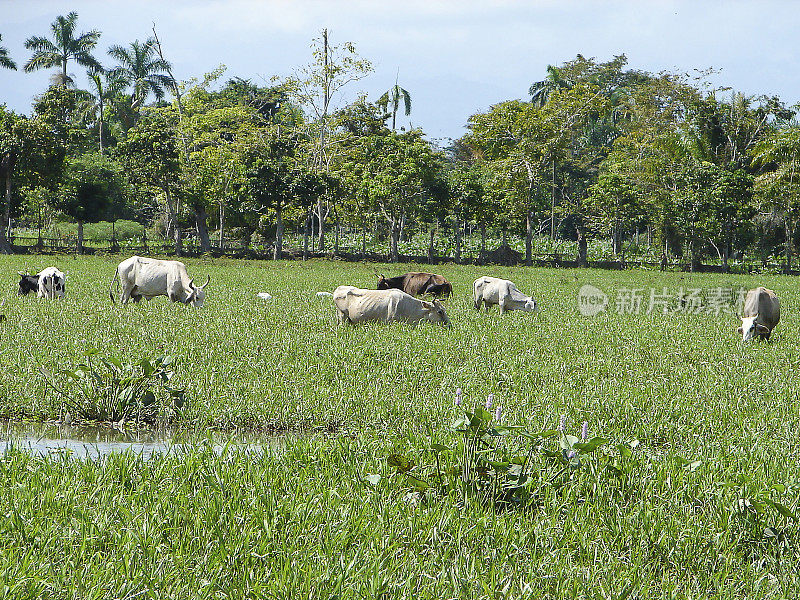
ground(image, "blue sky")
xmin=1 ymin=0 xmax=797 ymax=143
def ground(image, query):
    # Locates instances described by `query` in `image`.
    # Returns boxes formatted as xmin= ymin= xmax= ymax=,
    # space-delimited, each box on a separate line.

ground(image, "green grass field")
xmin=1 ymin=255 xmax=798 ymax=598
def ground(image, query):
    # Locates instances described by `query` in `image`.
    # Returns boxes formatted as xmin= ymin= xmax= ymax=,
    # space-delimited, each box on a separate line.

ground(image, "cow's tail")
xmin=108 ymin=267 xmax=119 ymax=304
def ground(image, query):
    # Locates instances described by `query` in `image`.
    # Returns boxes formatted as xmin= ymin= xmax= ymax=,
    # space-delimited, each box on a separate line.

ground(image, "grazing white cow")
xmin=738 ymin=287 xmax=780 ymax=341
xmin=109 ymin=256 xmax=209 ymax=307
xmin=332 ymin=286 xmax=450 ymax=326
xmin=36 ymin=267 xmax=66 ymax=299
xmin=473 ymin=276 xmax=537 ymax=314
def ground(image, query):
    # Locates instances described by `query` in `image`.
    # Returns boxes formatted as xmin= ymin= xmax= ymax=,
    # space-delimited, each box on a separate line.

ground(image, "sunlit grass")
xmin=0 ymin=255 xmax=799 ymax=597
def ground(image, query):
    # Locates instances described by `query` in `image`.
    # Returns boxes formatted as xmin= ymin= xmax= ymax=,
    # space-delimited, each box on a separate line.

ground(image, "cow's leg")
xmin=499 ymin=294 xmax=508 ymax=315
xmin=474 ymin=296 xmax=482 ymax=310
xmin=120 ymin=284 xmax=135 ymax=305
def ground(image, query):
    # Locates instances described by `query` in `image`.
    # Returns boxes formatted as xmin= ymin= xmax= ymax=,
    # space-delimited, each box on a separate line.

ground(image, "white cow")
xmin=473 ymin=276 xmax=537 ymax=314
xmin=738 ymin=287 xmax=780 ymax=341
xmin=333 ymin=286 xmax=450 ymax=326
xmin=109 ymin=256 xmax=210 ymax=307
xmin=37 ymin=267 xmax=66 ymax=299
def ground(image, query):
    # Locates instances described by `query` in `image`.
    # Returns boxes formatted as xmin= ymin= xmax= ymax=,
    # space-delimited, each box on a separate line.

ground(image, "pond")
xmin=0 ymin=420 xmax=291 ymax=460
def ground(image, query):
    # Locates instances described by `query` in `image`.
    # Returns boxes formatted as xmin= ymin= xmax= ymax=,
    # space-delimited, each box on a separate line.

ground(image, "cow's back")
xmin=743 ymin=287 xmax=780 ymax=330
xmin=334 ymin=287 xmax=426 ymax=323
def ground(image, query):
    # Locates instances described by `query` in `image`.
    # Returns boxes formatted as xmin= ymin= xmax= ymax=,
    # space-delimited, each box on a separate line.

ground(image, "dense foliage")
xmin=1 ymin=15 xmax=799 ymax=268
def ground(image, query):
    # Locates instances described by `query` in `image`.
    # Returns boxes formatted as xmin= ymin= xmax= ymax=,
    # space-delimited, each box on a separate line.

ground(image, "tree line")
xmin=1 ymin=13 xmax=799 ymax=270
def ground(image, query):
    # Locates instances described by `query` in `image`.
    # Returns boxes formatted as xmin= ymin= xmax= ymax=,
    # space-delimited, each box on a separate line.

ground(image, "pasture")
xmin=1 ymin=255 xmax=799 ymax=598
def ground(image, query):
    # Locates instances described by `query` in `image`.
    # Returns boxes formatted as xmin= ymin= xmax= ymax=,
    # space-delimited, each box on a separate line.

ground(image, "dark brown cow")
xmin=377 ymin=272 xmax=452 ymax=298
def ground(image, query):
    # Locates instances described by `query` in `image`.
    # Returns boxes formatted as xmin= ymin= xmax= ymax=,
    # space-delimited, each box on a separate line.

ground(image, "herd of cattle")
xmin=15 ymin=255 xmax=781 ymax=341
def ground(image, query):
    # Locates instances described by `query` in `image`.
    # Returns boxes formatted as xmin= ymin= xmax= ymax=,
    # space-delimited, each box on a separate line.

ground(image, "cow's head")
xmin=17 ymin=272 xmax=38 ymax=295
xmin=738 ymin=315 xmax=769 ymax=341
xmin=376 ymin=274 xmax=388 ymax=290
xmin=186 ymin=275 xmax=210 ymax=307
xmin=524 ymin=297 xmax=537 ymax=311
xmin=52 ymin=271 xmax=66 ymax=298
xmin=422 ymin=299 xmax=451 ymax=327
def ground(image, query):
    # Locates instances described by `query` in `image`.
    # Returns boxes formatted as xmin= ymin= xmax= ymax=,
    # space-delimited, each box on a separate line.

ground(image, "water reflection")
xmin=0 ymin=421 xmax=289 ymax=460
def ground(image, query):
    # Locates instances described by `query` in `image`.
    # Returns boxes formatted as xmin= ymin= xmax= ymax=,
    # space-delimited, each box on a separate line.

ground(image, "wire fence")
xmin=7 ymin=233 xmax=794 ymax=275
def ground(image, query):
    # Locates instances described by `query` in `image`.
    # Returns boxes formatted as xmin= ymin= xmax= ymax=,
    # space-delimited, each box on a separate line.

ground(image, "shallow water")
xmin=0 ymin=421 xmax=289 ymax=460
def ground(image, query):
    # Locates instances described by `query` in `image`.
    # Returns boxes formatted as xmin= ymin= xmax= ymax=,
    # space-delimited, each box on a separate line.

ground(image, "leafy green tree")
xmin=243 ymin=131 xmax=328 ymax=259
xmin=0 ymin=107 xmax=64 ymax=253
xmin=32 ymin=85 xmax=93 ymax=153
xmin=115 ymin=110 xmax=183 ymax=254
xmin=56 ymin=153 xmax=126 ymax=253
xmin=752 ymin=121 xmax=800 ymax=271
xmin=345 ymin=129 xmax=441 ymax=262
xmin=0 ymin=34 xmax=17 ymax=70
xmin=23 ymin=12 xmax=100 ymax=87
xmin=586 ymin=172 xmax=642 ymax=256
xmin=288 ymin=29 xmax=373 ymax=252
xmin=467 ymin=82 xmax=608 ymax=264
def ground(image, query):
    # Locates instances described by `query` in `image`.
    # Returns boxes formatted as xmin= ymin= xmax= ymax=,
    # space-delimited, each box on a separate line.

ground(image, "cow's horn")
xmin=200 ymin=275 xmax=210 ymax=290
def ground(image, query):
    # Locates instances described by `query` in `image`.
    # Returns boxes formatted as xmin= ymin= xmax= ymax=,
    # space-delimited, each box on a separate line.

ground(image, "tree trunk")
xmin=361 ymin=226 xmax=366 ymax=258
xmin=77 ymin=220 xmax=84 ymax=254
xmin=785 ymin=219 xmax=793 ymax=274
xmin=274 ymin=203 xmax=283 ymax=260
xmin=174 ymin=225 xmax=183 ymax=257
xmin=0 ymin=154 xmax=14 ymax=254
xmin=334 ymin=213 xmax=339 ymax=254
xmin=316 ymin=197 xmax=326 ymax=252
xmin=577 ymin=228 xmax=588 ymax=267
xmin=525 ymin=210 xmax=533 ymax=266
xmin=390 ymin=219 xmax=400 ymax=263
xmin=480 ymin=223 xmax=487 ymax=265
xmin=218 ymin=202 xmax=225 ymax=250
xmin=164 ymin=186 xmax=181 ymax=256
xmin=722 ymin=244 xmax=729 ymax=273
xmin=303 ymin=211 xmax=310 ymax=260
xmin=194 ymin=205 xmax=212 ymax=252
xmin=454 ymin=217 xmax=462 ymax=264
xmin=550 ymin=160 xmax=556 ymax=240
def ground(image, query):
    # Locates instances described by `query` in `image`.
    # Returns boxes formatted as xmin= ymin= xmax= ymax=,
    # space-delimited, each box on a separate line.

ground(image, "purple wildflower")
xmin=486 ymin=394 xmax=494 ymax=410
xmin=558 ymin=414 xmax=566 ymax=432
xmin=581 ymin=421 xmax=588 ymax=441
xmin=566 ymin=449 xmax=577 ymax=459
xmin=494 ymin=406 xmax=502 ymax=422
xmin=454 ymin=387 xmax=463 ymax=406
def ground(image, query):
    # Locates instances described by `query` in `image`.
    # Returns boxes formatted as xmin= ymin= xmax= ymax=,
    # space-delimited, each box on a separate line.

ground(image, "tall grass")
xmin=0 ymin=256 xmax=798 ymax=597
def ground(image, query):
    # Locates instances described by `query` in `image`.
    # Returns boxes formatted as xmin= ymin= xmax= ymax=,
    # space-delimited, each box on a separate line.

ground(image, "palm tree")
xmin=77 ymin=67 xmax=125 ymax=154
xmin=528 ymin=65 xmax=572 ymax=107
xmin=377 ymin=77 xmax=412 ymax=130
xmin=107 ymin=37 xmax=172 ymax=111
xmin=0 ymin=34 xmax=17 ymax=70
xmin=23 ymin=12 xmax=100 ymax=86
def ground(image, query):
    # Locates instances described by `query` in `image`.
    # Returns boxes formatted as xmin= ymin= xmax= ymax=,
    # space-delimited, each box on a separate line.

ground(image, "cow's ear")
xmin=421 ymin=301 xmax=434 ymax=310
xmin=755 ymin=323 xmax=770 ymax=333
xmin=736 ymin=326 xmax=743 ymax=334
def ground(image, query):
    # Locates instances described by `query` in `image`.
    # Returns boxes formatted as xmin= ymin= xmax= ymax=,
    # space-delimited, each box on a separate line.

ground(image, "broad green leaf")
xmin=387 ymin=454 xmax=414 ymax=474
xmin=573 ymin=437 xmax=608 ymax=453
